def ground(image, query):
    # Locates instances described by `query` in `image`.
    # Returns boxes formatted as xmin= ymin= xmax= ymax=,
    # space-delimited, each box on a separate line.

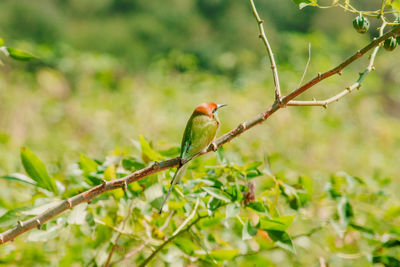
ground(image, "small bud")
xmin=17 ymin=220 xmax=23 ymax=228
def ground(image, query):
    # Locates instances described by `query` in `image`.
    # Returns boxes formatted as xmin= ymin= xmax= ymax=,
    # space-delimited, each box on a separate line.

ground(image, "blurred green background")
xmin=1 ymin=0 xmax=400 ymax=266
xmin=1 ymin=0 xmax=399 ymax=180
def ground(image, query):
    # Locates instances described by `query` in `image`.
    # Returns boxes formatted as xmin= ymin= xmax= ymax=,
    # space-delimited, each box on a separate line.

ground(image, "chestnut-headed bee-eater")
xmin=159 ymin=102 xmax=227 ymax=213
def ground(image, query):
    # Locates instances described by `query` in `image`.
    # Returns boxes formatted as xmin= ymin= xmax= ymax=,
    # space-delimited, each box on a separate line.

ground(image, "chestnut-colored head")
xmin=194 ymin=102 xmax=227 ymax=117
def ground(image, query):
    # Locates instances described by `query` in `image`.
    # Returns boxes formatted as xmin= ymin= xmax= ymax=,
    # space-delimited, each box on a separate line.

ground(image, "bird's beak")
xmin=217 ymin=104 xmax=228 ymax=109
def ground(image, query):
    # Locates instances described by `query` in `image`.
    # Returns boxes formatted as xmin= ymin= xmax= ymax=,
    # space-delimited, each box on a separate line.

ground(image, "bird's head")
xmin=194 ymin=102 xmax=227 ymax=118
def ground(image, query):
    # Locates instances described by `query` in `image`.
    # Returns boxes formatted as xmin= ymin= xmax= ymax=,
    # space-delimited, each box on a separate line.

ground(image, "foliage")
xmin=0 ymin=0 xmax=400 ymax=266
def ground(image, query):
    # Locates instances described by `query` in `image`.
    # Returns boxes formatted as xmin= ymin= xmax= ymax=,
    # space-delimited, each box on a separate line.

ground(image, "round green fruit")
xmin=353 ymin=15 xmax=369 ymax=34
xmin=384 ymin=37 xmax=398 ymax=52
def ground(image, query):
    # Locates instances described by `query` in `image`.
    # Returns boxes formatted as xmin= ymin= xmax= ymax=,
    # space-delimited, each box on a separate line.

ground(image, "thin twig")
xmin=1 ymin=8 xmax=399 ymax=246
xmin=110 ymin=211 xmax=174 ymax=266
xmin=138 ymin=215 xmax=206 ymax=267
xmin=297 ymin=43 xmax=312 ymax=88
xmin=172 ymin=197 xmax=199 ymax=236
xmin=104 ymin=199 xmax=134 ymax=267
xmin=249 ymin=0 xmax=282 ymax=103
xmin=287 ymin=22 xmax=387 ymax=108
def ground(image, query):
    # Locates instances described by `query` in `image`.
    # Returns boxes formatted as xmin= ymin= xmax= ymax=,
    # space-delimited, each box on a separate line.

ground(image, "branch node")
xmin=123 ymin=181 xmax=128 ymax=192
xmin=17 ymin=220 xmax=23 ymax=228
xmin=153 ymin=161 xmax=160 ymax=169
xmin=210 ymin=142 xmax=218 ymax=152
xmin=36 ymin=219 xmax=42 ymax=230
xmin=0 ymin=235 xmax=3 ymax=244
xmin=270 ymin=65 xmax=276 ymax=70
xmin=323 ymin=104 xmax=328 ymax=109
xmin=346 ymin=86 xmax=351 ymax=91
xmin=356 ymin=50 xmax=362 ymax=57
xmin=66 ymin=199 xmax=73 ymax=209
xmin=258 ymin=34 xmax=262 ymax=39
xmin=338 ymin=70 xmax=343 ymax=76
xmin=317 ymin=72 xmax=322 ymax=78
xmin=371 ymin=66 xmax=376 ymax=71
xmin=102 ymin=180 xmax=108 ymax=188
xmin=259 ymin=19 xmax=264 ymax=24
xmin=238 ymin=122 xmax=246 ymax=132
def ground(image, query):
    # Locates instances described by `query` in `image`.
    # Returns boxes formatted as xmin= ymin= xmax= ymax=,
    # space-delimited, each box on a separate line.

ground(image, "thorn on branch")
xmin=66 ymin=199 xmax=72 ymax=209
xmin=36 ymin=219 xmax=42 ymax=230
xmin=153 ymin=161 xmax=160 ymax=169
xmin=317 ymin=72 xmax=322 ymax=78
xmin=338 ymin=70 xmax=343 ymax=76
xmin=323 ymin=104 xmax=328 ymax=109
xmin=238 ymin=123 xmax=246 ymax=132
xmin=123 ymin=181 xmax=128 ymax=192
xmin=356 ymin=50 xmax=362 ymax=57
xmin=17 ymin=220 xmax=23 ymax=228
xmin=102 ymin=180 xmax=108 ymax=188
xmin=210 ymin=142 xmax=218 ymax=152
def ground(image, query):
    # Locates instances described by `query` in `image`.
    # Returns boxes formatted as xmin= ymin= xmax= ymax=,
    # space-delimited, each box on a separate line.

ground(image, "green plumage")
xmin=159 ymin=111 xmax=220 ymax=213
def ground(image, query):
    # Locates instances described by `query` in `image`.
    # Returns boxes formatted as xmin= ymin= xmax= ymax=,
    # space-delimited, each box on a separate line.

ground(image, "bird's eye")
xmin=212 ymin=108 xmax=218 ymax=113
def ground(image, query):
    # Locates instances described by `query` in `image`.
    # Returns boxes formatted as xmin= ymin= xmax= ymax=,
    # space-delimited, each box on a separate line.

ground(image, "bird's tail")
xmin=159 ymin=163 xmax=188 ymax=214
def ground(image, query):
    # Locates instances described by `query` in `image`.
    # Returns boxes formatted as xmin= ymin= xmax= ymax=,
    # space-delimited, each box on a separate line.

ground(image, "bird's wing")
xmin=182 ymin=115 xmax=218 ymax=160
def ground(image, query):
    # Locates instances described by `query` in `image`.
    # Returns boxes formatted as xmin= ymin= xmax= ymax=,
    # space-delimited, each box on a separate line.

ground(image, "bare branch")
xmin=249 ymin=0 xmax=282 ymax=103
xmin=288 ymin=22 xmax=387 ymax=107
xmin=297 ymin=43 xmax=312 ymax=88
xmin=1 ymin=12 xmax=399 ymax=247
xmin=138 ymin=215 xmax=206 ymax=267
xmin=104 ymin=200 xmax=134 ymax=267
xmin=110 ymin=211 xmax=174 ymax=266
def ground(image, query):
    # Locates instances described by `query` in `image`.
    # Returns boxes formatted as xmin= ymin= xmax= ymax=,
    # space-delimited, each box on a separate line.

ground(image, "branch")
xmin=138 ymin=215 xmax=206 ymax=267
xmin=104 ymin=199 xmax=134 ymax=267
xmin=110 ymin=211 xmax=174 ymax=266
xmin=288 ymin=22 xmax=387 ymax=107
xmin=1 ymin=12 xmax=399 ymax=247
xmin=249 ymin=0 xmax=282 ymax=103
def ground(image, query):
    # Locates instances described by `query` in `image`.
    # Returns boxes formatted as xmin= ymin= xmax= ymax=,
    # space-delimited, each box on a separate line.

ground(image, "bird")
xmin=159 ymin=102 xmax=227 ymax=213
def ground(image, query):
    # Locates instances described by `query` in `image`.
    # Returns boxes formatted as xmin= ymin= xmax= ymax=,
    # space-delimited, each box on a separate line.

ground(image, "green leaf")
xmin=6 ymin=47 xmax=35 ymax=61
xmin=20 ymin=147 xmax=57 ymax=194
xmin=246 ymin=201 xmax=267 ymax=213
xmin=0 ymin=38 xmax=4 ymax=46
xmin=207 ymin=197 xmax=222 ymax=213
xmin=267 ymin=230 xmax=295 ymax=253
xmin=68 ymin=203 xmax=88 ymax=225
xmin=174 ymin=237 xmax=199 ymax=255
xmin=382 ymin=239 xmax=400 ymax=248
xmin=0 ymin=207 xmax=30 ymax=228
xmin=259 ymin=215 xmax=295 ymax=232
xmin=1 ymin=173 xmax=37 ymax=186
xmin=337 ymin=197 xmax=353 ymax=227
xmin=122 ymin=157 xmax=146 ymax=171
xmin=139 ymin=135 xmax=165 ymax=162
xmin=226 ymin=203 xmax=240 ymax=218
xmin=391 ymin=0 xmax=400 ymax=12
xmin=27 ymin=224 xmax=63 ymax=242
xmin=291 ymin=0 xmax=318 ymax=9
xmin=209 ymin=249 xmax=239 ymax=261
xmin=242 ymin=220 xmax=258 ymax=240
xmin=79 ymin=154 xmax=98 ymax=174
xmin=203 ymin=187 xmax=231 ymax=202
xmin=371 ymin=255 xmax=400 ymax=267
